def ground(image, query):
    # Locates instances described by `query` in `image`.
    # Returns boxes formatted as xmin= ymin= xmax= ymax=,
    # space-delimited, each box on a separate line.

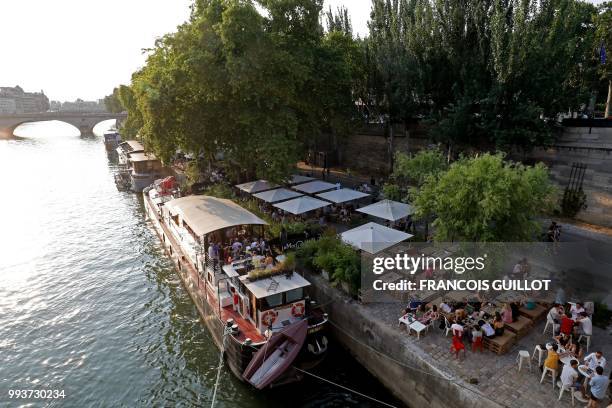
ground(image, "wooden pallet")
xmin=519 ymin=304 xmax=548 ymax=322
xmin=484 ymin=331 xmax=517 ymax=355
xmin=504 ymin=315 xmax=533 ymax=339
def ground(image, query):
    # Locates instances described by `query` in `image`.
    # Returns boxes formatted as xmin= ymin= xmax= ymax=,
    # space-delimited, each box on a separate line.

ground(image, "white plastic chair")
xmin=540 ymin=367 xmax=557 ymax=390
xmin=556 ymin=381 xmax=576 ymax=406
xmin=543 ymin=315 xmax=559 ymax=335
xmin=532 ymin=344 xmax=545 ymax=367
xmin=517 ymin=350 xmax=531 ymax=372
xmin=577 ymin=334 xmax=591 ymax=353
xmin=443 ymin=316 xmax=452 ymax=337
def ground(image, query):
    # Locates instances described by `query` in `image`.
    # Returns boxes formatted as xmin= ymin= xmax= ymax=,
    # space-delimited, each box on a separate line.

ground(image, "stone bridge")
xmin=0 ymin=111 xmax=128 ymax=138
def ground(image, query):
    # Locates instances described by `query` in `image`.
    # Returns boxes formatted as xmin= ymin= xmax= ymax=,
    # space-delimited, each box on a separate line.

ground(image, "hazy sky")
xmin=0 ymin=0 xmax=600 ymax=102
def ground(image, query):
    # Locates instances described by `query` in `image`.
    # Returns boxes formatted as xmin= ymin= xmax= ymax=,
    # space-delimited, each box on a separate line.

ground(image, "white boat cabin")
xmin=160 ymin=195 xmax=311 ymax=335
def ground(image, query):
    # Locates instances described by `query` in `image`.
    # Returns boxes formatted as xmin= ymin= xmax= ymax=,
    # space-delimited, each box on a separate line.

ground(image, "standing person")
xmin=230 ymin=287 xmax=239 ymax=313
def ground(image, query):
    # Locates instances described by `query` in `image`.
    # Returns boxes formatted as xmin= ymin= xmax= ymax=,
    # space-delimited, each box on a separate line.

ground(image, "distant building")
xmin=56 ymin=98 xmax=107 ymax=113
xmin=0 ymin=86 xmax=50 ymax=113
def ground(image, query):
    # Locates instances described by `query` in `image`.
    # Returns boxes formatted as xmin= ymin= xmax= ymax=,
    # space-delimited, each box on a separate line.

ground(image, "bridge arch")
xmin=0 ymin=112 xmax=127 ymax=139
xmin=12 ymin=120 xmax=81 ymax=137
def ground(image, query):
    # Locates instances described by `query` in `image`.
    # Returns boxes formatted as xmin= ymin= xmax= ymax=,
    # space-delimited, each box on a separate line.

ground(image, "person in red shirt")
xmin=231 ymin=287 xmax=239 ymax=313
xmin=559 ymin=313 xmax=574 ymax=335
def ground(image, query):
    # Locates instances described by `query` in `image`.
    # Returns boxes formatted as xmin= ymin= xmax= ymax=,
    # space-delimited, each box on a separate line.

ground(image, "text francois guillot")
xmin=370 ymin=254 xmax=551 ymax=292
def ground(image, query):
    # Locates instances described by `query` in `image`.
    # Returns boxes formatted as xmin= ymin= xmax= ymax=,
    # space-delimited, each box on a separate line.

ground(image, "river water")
xmin=0 ymin=121 xmax=400 ymax=408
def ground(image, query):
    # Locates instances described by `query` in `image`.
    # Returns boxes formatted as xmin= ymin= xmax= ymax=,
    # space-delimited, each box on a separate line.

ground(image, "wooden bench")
xmin=504 ymin=315 xmax=533 ymax=339
xmin=519 ymin=304 xmax=548 ymax=322
xmin=484 ymin=331 xmax=517 ymax=355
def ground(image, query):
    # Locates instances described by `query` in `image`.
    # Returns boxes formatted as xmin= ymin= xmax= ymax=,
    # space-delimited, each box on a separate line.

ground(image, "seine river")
xmin=0 ymin=121 xmax=399 ymax=408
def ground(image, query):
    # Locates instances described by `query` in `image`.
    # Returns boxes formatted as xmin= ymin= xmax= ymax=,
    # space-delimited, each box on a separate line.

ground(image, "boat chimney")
xmin=226 ymin=319 xmax=234 ymax=327
xmin=244 ymin=338 xmax=252 ymax=346
xmin=231 ymin=324 xmax=239 ymax=335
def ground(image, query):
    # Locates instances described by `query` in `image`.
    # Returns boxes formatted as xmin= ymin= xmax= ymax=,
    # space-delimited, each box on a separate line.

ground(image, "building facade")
xmin=0 ymin=86 xmax=50 ymax=113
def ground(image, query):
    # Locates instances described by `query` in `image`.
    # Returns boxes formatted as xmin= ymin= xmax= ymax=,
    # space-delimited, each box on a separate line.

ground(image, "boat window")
xmin=285 ymin=288 xmax=303 ymax=303
xmin=261 ymin=293 xmax=282 ymax=309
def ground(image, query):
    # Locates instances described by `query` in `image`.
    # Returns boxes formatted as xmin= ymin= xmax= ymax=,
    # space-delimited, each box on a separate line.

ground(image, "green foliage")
xmin=592 ymin=301 xmax=612 ymax=329
xmin=202 ymin=184 xmax=235 ymax=199
xmin=366 ymin=0 xmax=600 ymax=149
xmin=103 ymin=87 xmax=124 ymax=113
xmin=382 ymin=183 xmax=402 ymax=201
xmin=296 ymin=234 xmax=361 ymax=291
xmin=185 ymin=161 xmax=202 ymax=185
xmin=414 ymin=153 xmax=557 ymax=241
xmin=393 ymin=150 xmax=447 ymax=187
xmin=114 ymin=0 xmax=362 ymax=182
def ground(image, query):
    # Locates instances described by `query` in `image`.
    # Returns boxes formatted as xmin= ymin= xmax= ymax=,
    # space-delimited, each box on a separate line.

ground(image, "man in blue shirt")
xmin=587 ymin=366 xmax=609 ymax=407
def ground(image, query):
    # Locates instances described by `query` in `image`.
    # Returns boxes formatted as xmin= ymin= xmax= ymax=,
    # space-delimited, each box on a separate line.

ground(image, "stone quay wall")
xmin=305 ymin=272 xmax=502 ymax=408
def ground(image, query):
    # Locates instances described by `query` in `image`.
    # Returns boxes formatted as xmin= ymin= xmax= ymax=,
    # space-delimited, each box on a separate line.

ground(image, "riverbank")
xmin=305 ymin=272 xmax=612 ymax=408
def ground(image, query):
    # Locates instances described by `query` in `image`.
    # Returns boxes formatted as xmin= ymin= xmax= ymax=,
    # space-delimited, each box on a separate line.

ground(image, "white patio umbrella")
xmin=340 ymin=222 xmax=413 ymax=254
xmin=316 ymin=188 xmax=370 ymax=204
xmin=235 ymin=180 xmax=279 ymax=194
xmin=273 ymin=196 xmax=331 ymax=215
xmin=252 ymin=188 xmax=303 ymax=203
xmin=287 ymin=174 xmax=316 ymax=185
xmin=293 ymin=180 xmax=337 ymax=194
xmin=356 ymin=199 xmax=414 ymax=221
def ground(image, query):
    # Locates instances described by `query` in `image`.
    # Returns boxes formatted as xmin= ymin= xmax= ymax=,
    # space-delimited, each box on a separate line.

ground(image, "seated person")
xmin=570 ymin=302 xmax=585 ymax=320
xmin=560 ymin=359 xmax=583 ymax=397
xmin=566 ymin=339 xmax=583 ymax=359
xmin=419 ymin=305 xmax=439 ymax=325
xmin=454 ymin=308 xmax=466 ymax=321
xmin=493 ymin=312 xmax=505 ymax=336
xmin=554 ymin=333 xmax=571 ymax=348
xmin=587 ymin=366 xmax=609 ymax=407
xmin=479 ymin=320 xmax=495 ymax=338
xmin=543 ymin=343 xmax=560 ymax=372
xmin=439 ymin=302 xmax=452 ymax=314
xmin=577 ymin=312 xmax=592 ymax=337
xmin=584 ymin=351 xmax=607 ymax=371
xmin=510 ymin=301 xmax=520 ymax=322
xmin=559 ymin=313 xmax=575 ymax=336
xmin=501 ymin=304 xmax=513 ymax=324
xmin=547 ymin=303 xmax=563 ymax=324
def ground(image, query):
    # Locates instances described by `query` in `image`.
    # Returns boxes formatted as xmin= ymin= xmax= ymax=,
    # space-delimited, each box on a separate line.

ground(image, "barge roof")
xmin=165 ymin=195 xmax=267 ymax=237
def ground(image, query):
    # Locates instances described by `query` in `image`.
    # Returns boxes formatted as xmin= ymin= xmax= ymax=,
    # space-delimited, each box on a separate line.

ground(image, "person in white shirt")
xmin=440 ymin=302 xmax=452 ymax=314
xmin=547 ymin=304 xmax=563 ymax=324
xmin=570 ymin=302 xmax=585 ymax=320
xmin=577 ymin=312 xmax=593 ymax=336
xmin=584 ymin=351 xmax=606 ymax=371
xmin=480 ymin=321 xmax=495 ymax=338
xmin=451 ymin=321 xmax=464 ymax=337
xmin=560 ymin=359 xmax=583 ymax=394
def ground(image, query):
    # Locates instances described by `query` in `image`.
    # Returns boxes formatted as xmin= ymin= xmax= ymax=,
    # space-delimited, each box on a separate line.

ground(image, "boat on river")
xmin=143 ymin=181 xmax=329 ymax=387
xmin=103 ymin=130 xmax=121 ymax=151
xmin=115 ymin=141 xmax=167 ymax=192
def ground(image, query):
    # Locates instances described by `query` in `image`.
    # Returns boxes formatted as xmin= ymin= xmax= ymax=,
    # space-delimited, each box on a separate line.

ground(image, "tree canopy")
xmin=413 ymin=153 xmax=557 ymax=242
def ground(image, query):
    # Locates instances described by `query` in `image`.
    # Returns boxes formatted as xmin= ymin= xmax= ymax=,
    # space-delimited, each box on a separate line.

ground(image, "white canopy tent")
xmin=316 ymin=188 xmax=370 ymax=204
xmin=273 ymin=196 xmax=331 ymax=215
xmin=293 ymin=180 xmax=337 ymax=194
xmin=357 ymin=199 xmax=414 ymax=221
xmin=252 ymin=188 xmax=303 ymax=203
xmin=340 ymin=222 xmax=413 ymax=254
xmin=235 ymin=180 xmax=279 ymax=194
xmin=287 ymin=174 xmax=316 ymax=185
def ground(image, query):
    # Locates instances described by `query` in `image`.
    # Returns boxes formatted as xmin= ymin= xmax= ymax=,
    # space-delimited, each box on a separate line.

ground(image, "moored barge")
xmin=143 ymin=182 xmax=328 ymax=387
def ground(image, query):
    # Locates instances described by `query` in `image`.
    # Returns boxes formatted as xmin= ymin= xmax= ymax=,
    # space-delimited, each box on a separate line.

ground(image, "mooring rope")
xmin=292 ymin=366 xmax=399 ymax=408
xmin=210 ymin=326 xmax=231 ymax=408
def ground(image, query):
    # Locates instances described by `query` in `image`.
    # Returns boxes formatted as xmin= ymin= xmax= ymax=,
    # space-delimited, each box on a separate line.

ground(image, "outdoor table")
xmin=409 ymin=320 xmax=427 ymax=339
xmin=398 ymin=314 xmax=415 ymax=328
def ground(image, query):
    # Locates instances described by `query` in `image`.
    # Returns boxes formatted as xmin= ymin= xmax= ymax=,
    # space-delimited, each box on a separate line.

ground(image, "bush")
xmin=203 ymin=184 xmax=235 ymax=199
xmin=592 ymin=301 xmax=612 ymax=329
xmin=297 ymin=234 xmax=361 ymax=292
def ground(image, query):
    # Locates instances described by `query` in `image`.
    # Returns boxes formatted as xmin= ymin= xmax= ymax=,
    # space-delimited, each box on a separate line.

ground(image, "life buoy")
xmin=261 ymin=310 xmax=277 ymax=327
xmin=291 ymin=303 xmax=305 ymax=318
